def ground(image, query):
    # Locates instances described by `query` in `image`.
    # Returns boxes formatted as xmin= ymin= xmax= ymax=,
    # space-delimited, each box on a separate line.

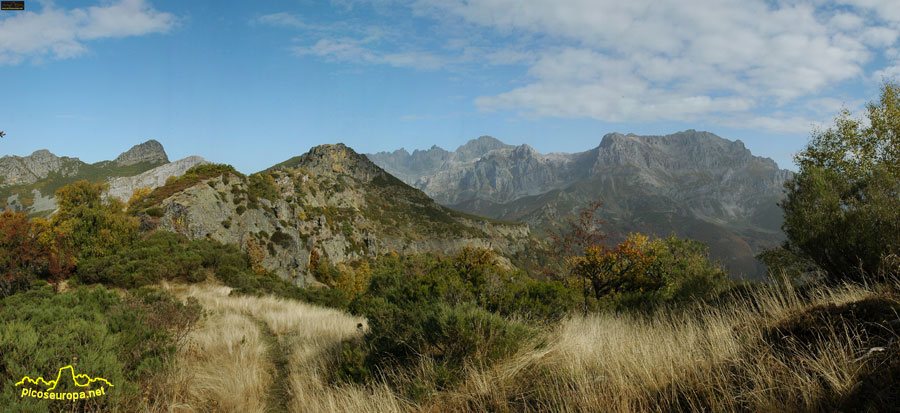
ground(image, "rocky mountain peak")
xmin=0 ymin=149 xmax=82 ymax=188
xmin=29 ymin=149 xmax=57 ymax=159
xmin=277 ymin=143 xmax=385 ymax=183
xmin=455 ymin=136 xmax=513 ymax=162
xmin=115 ymin=139 xmax=169 ymax=166
xmin=512 ymin=144 xmax=538 ymax=157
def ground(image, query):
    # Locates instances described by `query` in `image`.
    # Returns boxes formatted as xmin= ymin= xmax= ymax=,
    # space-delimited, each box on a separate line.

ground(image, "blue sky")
xmin=2 ymin=0 xmax=900 ymax=173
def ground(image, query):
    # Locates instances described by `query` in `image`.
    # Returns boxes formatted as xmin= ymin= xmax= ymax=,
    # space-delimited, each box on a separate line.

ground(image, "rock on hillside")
xmin=145 ymin=144 xmax=532 ymax=286
xmin=107 ymin=156 xmax=209 ymax=202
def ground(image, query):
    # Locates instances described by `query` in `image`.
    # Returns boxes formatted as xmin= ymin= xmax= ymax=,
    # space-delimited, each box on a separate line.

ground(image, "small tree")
xmin=571 ymin=233 xmax=660 ymax=302
xmin=245 ymin=236 xmax=268 ymax=275
xmin=127 ymin=187 xmax=152 ymax=206
xmin=780 ymin=82 xmax=900 ymax=284
xmin=52 ymin=180 xmax=138 ymax=259
xmin=572 ymin=232 xmax=729 ymax=311
xmin=453 ymin=246 xmax=497 ymax=289
xmin=548 ymin=200 xmax=612 ymax=312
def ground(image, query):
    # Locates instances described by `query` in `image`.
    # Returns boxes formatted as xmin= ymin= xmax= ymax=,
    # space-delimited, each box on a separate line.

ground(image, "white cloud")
xmin=258 ymin=0 xmax=900 ymax=134
xmin=407 ymin=0 xmax=897 ymax=132
xmin=252 ymin=12 xmax=308 ymax=29
xmin=873 ymin=63 xmax=900 ymax=81
xmin=839 ymin=0 xmax=900 ymax=25
xmin=0 ymin=0 xmax=173 ymax=65
xmin=291 ymin=38 xmax=447 ymax=70
xmin=722 ymin=115 xmax=824 ymax=135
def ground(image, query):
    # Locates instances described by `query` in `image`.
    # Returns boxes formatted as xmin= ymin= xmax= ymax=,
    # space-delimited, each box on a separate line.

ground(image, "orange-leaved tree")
xmin=572 ymin=233 xmax=664 ymax=302
xmin=0 ymin=211 xmax=75 ymax=297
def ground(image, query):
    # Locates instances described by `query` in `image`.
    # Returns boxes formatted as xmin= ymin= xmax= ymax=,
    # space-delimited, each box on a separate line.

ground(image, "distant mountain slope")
xmin=137 ymin=143 xmax=532 ymax=286
xmin=367 ymin=136 xmax=516 ymax=186
xmin=0 ymin=140 xmax=196 ymax=215
xmin=368 ymin=130 xmax=793 ymax=280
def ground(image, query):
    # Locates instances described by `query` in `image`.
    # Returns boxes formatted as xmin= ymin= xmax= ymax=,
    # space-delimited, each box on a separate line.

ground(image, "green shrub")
xmin=0 ymin=285 xmax=199 ymax=411
xmin=75 ymin=232 xmax=207 ymax=288
xmin=341 ymin=299 xmax=534 ymax=391
xmin=270 ymin=230 xmax=293 ymax=248
xmin=247 ymin=173 xmax=280 ymax=202
xmin=76 ymin=232 xmax=257 ymax=292
xmin=336 ymin=252 xmax=545 ymax=389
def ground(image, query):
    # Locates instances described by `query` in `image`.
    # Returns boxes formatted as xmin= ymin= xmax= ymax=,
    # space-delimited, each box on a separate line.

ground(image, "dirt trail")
xmin=252 ymin=316 xmax=292 ymax=413
xmin=157 ymin=283 xmax=371 ymax=412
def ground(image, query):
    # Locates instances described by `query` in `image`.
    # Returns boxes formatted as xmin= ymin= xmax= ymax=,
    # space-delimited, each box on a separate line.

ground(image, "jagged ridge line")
xmin=15 ymin=365 xmax=114 ymax=391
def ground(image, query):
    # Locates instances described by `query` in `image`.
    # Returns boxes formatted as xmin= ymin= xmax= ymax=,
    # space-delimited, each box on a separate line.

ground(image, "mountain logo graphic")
xmin=16 ymin=365 xmax=113 ymax=401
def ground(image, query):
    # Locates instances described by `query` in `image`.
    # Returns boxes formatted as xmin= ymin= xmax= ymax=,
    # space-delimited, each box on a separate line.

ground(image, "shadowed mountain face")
xmin=367 ymin=130 xmax=793 ymax=280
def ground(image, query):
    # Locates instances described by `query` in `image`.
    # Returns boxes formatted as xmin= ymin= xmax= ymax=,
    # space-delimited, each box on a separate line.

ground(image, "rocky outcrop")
xmin=107 ymin=156 xmax=208 ymax=202
xmin=153 ymin=144 xmax=532 ymax=286
xmin=114 ymin=140 xmax=169 ymax=166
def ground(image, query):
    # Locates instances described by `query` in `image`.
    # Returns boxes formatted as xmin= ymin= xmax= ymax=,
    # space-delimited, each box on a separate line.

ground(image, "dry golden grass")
xmin=148 ymin=280 xmax=898 ymax=412
xmin=152 ymin=282 xmax=407 ymax=412
xmin=434 ymin=281 xmax=888 ymax=412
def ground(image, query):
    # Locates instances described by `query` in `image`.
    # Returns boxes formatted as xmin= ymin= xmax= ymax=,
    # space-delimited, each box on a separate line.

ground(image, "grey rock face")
xmin=114 ymin=139 xmax=169 ymax=166
xmin=0 ymin=150 xmax=82 ymax=187
xmin=107 ymin=156 xmax=209 ymax=202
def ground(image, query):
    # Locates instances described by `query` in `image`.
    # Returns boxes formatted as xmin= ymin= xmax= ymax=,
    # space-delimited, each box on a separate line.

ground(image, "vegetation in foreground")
xmin=143 ymin=276 xmax=898 ymax=412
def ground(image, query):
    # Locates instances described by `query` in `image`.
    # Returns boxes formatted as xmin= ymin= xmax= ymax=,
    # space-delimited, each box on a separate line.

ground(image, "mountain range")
xmin=0 ymin=140 xmax=207 ymax=215
xmin=368 ymin=130 xmax=793 ymax=280
xmin=1 ymin=141 xmax=531 ymax=286
xmin=0 ymin=130 xmax=791 ymax=283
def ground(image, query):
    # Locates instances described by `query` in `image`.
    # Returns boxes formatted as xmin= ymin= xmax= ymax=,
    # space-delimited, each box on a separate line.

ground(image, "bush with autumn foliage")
xmin=573 ymin=233 xmax=731 ymax=311
xmin=0 ymin=211 xmax=75 ymax=297
xmin=550 ymin=201 xmax=731 ymax=312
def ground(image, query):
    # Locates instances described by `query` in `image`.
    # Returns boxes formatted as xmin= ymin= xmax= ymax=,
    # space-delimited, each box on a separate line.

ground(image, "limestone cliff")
xmin=107 ymin=156 xmax=208 ymax=202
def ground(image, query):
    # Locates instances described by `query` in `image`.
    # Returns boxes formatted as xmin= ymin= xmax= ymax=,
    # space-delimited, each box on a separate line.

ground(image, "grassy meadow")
xmin=128 ymin=277 xmax=897 ymax=412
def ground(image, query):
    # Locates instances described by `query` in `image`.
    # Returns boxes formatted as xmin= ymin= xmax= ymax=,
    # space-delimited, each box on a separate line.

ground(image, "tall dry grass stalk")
xmin=149 ymin=280 xmax=894 ymax=412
